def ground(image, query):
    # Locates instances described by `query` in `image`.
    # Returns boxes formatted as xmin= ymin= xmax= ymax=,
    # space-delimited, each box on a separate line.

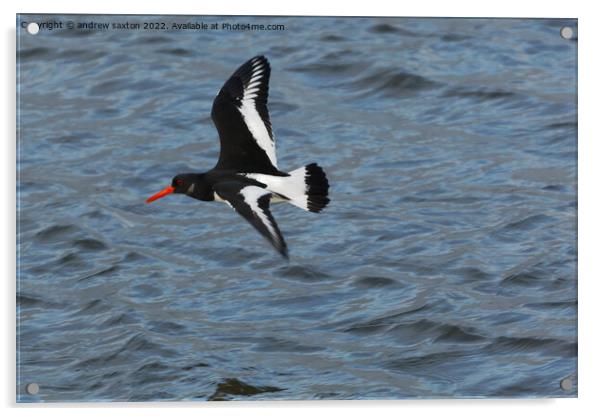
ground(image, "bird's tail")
xmin=285 ymin=163 xmax=330 ymax=213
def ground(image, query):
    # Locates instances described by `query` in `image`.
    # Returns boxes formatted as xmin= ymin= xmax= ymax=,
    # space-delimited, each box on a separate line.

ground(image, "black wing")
xmin=214 ymin=181 xmax=288 ymax=258
xmin=211 ymin=56 xmax=279 ymax=174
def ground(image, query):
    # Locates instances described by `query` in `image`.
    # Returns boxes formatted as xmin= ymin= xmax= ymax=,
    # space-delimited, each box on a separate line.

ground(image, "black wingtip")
xmin=275 ymin=237 xmax=289 ymax=260
xmin=238 ymin=55 xmax=270 ymax=76
xmin=270 ymin=237 xmax=289 ymax=260
xmin=280 ymin=248 xmax=290 ymax=261
xmin=251 ymin=55 xmax=268 ymax=63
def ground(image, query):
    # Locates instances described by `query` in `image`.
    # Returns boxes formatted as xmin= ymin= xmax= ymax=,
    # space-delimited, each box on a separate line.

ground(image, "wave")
xmin=443 ymin=87 xmax=517 ymax=101
xmin=344 ymin=68 xmax=437 ymax=98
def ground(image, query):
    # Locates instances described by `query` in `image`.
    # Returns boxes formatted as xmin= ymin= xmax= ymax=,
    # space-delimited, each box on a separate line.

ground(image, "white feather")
xmin=240 ymin=186 xmax=277 ymax=239
xmin=234 ymin=58 xmax=277 ymax=167
xmin=238 ymin=98 xmax=277 ymax=167
xmin=243 ymin=167 xmax=310 ymax=211
xmin=249 ymin=74 xmax=263 ymax=83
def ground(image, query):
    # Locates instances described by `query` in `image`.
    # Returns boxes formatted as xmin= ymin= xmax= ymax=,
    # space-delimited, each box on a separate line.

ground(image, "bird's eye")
xmin=175 ymin=179 xmax=184 ymax=186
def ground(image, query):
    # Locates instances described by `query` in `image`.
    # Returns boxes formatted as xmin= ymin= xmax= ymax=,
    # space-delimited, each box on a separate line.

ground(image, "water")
xmin=17 ymin=15 xmax=577 ymax=401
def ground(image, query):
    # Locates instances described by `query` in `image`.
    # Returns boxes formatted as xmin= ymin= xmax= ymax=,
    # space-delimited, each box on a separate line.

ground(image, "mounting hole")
xmin=560 ymin=377 xmax=573 ymax=391
xmin=26 ymin=22 xmax=40 ymax=35
xmin=560 ymin=26 xmax=573 ymax=40
xmin=25 ymin=383 xmax=40 ymax=395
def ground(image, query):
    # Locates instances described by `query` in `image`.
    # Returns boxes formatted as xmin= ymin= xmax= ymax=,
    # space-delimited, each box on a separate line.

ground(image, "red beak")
xmin=146 ymin=186 xmax=175 ymax=203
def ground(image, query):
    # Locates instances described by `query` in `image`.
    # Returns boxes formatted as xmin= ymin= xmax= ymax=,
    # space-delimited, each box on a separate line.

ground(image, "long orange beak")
xmin=146 ymin=186 xmax=175 ymax=203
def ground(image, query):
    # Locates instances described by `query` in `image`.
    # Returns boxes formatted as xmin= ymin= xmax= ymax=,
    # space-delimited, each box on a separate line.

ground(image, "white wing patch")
xmin=243 ymin=170 xmax=310 ymax=211
xmin=239 ymin=186 xmax=277 ymax=239
xmin=238 ymin=58 xmax=277 ymax=168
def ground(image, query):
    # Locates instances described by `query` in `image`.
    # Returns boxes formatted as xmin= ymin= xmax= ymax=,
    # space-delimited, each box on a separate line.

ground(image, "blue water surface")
xmin=17 ymin=15 xmax=577 ymax=401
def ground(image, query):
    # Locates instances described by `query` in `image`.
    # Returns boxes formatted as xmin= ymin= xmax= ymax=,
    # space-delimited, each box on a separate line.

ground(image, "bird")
xmin=146 ymin=55 xmax=330 ymax=259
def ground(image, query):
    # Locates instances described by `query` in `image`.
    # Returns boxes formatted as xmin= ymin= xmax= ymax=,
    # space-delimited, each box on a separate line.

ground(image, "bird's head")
xmin=146 ymin=174 xmax=197 ymax=203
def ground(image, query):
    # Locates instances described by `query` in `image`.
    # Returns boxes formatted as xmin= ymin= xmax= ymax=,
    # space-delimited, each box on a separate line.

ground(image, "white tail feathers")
xmin=244 ymin=164 xmax=330 ymax=212
xmin=286 ymin=163 xmax=330 ymax=212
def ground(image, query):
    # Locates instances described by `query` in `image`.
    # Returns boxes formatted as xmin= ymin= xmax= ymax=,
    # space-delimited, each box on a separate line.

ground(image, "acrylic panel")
xmin=16 ymin=14 xmax=577 ymax=402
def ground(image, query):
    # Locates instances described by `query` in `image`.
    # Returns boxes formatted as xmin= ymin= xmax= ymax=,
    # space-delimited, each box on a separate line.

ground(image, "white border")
xmin=3 ymin=1 xmax=600 ymax=415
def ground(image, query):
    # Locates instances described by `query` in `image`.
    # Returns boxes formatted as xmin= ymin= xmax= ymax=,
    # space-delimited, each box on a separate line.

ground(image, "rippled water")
xmin=17 ymin=15 xmax=577 ymax=402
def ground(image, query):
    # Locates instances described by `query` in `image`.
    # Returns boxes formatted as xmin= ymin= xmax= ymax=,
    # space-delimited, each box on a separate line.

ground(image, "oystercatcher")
xmin=146 ymin=56 xmax=330 ymax=258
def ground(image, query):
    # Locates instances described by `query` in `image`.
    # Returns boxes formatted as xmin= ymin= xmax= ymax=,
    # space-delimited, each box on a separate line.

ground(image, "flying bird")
xmin=146 ymin=56 xmax=330 ymax=258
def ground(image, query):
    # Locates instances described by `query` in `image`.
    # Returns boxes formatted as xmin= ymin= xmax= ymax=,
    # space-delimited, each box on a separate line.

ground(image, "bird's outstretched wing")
xmin=211 ymin=56 xmax=279 ymax=175
xmin=214 ymin=181 xmax=288 ymax=258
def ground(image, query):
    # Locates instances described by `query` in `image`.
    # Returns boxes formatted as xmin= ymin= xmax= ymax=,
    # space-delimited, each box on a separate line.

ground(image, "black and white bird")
xmin=146 ymin=56 xmax=330 ymax=258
